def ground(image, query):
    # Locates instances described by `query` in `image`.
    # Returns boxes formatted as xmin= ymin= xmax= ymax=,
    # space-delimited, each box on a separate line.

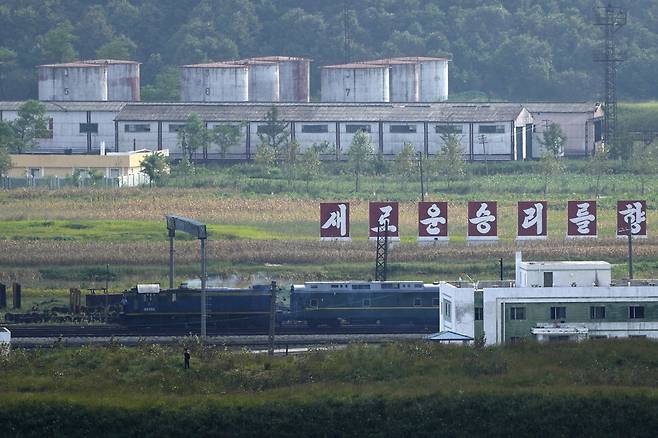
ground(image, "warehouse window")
xmin=309 ymin=299 xmax=319 ymax=308
xmin=510 ymin=307 xmax=525 ymax=320
xmin=389 ymin=124 xmax=417 ymax=133
xmin=108 ymin=168 xmax=120 ymax=178
xmin=479 ymin=124 xmax=505 ymax=134
xmin=435 ymin=124 xmax=463 ymax=134
xmin=550 ymin=306 xmax=567 ymax=320
xmin=475 ymin=307 xmax=484 ymax=321
xmin=28 ymin=168 xmax=42 ymax=178
xmin=443 ymin=300 xmax=452 ymax=318
xmin=346 ymin=124 xmax=371 ymax=133
xmin=301 ymin=124 xmax=328 ymax=133
xmin=590 ymin=306 xmax=606 ymax=320
xmin=79 ymin=123 xmax=98 ymax=133
xmin=629 ymin=306 xmax=645 ymax=319
xmin=362 ymin=298 xmax=371 ymax=307
xmin=125 ymin=124 xmax=151 ymax=133
xmin=168 ymin=124 xmax=187 ymax=133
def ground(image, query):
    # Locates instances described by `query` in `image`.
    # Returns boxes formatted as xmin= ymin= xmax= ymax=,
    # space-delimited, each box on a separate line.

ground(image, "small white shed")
xmin=517 ymin=260 xmax=611 ymax=287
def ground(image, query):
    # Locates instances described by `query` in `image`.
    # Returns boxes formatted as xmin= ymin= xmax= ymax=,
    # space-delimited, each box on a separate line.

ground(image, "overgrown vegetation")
xmin=1 ymin=341 xmax=658 ymax=436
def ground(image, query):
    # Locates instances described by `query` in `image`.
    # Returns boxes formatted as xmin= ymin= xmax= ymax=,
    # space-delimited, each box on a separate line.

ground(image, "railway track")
xmin=3 ymin=324 xmax=434 ymax=338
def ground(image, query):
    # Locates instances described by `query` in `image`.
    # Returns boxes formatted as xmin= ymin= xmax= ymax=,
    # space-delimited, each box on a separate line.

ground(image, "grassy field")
xmin=0 ymin=163 xmax=657 ymax=302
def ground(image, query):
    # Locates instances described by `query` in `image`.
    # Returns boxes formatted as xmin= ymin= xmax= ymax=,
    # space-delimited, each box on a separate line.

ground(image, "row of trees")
xmin=0 ymin=101 xmax=50 ymax=175
xmin=1 ymin=1 xmax=658 ymax=101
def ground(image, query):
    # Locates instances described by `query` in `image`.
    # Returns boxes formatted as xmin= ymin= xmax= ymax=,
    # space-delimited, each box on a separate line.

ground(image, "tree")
xmin=141 ymin=67 xmax=181 ymax=102
xmin=539 ymin=123 xmax=567 ymax=158
xmin=88 ymin=169 xmax=105 ymax=187
xmin=177 ymin=113 xmax=208 ymax=167
xmin=587 ymin=149 xmax=612 ymax=197
xmin=347 ymin=130 xmax=374 ymax=192
xmin=254 ymin=143 xmax=277 ymax=175
xmin=0 ymin=147 xmax=10 ymax=176
xmin=211 ymin=123 xmax=242 ymax=159
xmin=38 ymin=21 xmax=78 ymax=63
xmin=280 ymin=140 xmax=300 ymax=188
xmin=393 ymin=142 xmax=417 ymax=190
xmin=299 ymin=146 xmax=321 ymax=191
xmin=96 ymin=35 xmax=138 ymax=60
xmin=539 ymin=151 xmax=564 ymax=195
xmin=628 ymin=142 xmax=658 ymax=195
xmin=257 ymin=107 xmax=289 ymax=152
xmin=434 ymin=132 xmax=465 ymax=190
xmin=0 ymin=47 xmax=17 ymax=98
xmin=140 ymin=152 xmax=169 ymax=187
xmin=8 ymin=101 xmax=49 ymax=153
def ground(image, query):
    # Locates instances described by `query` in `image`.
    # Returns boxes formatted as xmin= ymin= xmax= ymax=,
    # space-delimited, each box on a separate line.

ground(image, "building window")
xmin=414 ymin=297 xmax=422 ymax=307
xmin=389 ymin=124 xmax=417 ymax=134
xmin=435 ymin=124 xmax=463 ymax=134
xmin=629 ymin=306 xmax=645 ymax=319
xmin=346 ymin=124 xmax=371 ymax=133
xmin=301 ymin=124 xmax=328 ymax=133
xmin=79 ymin=123 xmax=98 ymax=133
xmin=510 ymin=307 xmax=525 ymax=320
xmin=590 ymin=306 xmax=606 ymax=320
xmin=28 ymin=168 xmax=42 ymax=178
xmin=168 ymin=124 xmax=187 ymax=133
xmin=256 ymin=125 xmax=280 ymax=135
xmin=125 ymin=124 xmax=151 ymax=133
xmin=432 ymin=297 xmax=439 ymax=306
xmin=351 ymin=284 xmax=371 ymax=290
xmin=479 ymin=124 xmax=505 ymax=134
xmin=108 ymin=168 xmax=120 ymax=178
xmin=362 ymin=298 xmax=371 ymax=307
xmin=309 ymin=299 xmax=318 ymax=308
xmin=443 ymin=300 xmax=452 ymax=318
xmin=550 ymin=306 xmax=567 ymax=320
xmin=475 ymin=307 xmax=484 ymax=321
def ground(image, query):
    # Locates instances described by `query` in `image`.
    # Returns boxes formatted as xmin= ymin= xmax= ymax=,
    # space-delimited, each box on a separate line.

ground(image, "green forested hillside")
xmin=0 ymin=0 xmax=656 ymax=102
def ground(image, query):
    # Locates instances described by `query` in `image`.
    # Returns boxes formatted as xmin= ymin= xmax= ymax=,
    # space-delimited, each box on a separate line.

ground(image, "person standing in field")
xmin=184 ymin=348 xmax=191 ymax=369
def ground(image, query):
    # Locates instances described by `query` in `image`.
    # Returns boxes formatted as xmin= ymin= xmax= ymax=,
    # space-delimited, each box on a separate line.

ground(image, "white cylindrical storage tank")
xmin=321 ymin=64 xmax=389 ymax=102
xmin=181 ymin=63 xmax=249 ymax=102
xmin=38 ymin=63 xmax=108 ymax=101
xmin=85 ymin=60 xmax=141 ymax=101
xmin=388 ymin=61 xmax=419 ymax=102
xmin=414 ymin=57 xmax=449 ymax=102
xmin=276 ymin=58 xmax=310 ymax=102
xmin=248 ymin=61 xmax=279 ymax=102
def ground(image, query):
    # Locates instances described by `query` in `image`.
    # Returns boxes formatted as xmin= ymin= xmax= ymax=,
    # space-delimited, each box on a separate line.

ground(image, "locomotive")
xmin=119 ymin=280 xmax=441 ymax=329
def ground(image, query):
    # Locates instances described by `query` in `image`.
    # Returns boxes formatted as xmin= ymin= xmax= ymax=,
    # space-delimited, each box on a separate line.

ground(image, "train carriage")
xmin=290 ymin=281 xmax=440 ymax=328
xmin=120 ymin=284 xmax=272 ymax=328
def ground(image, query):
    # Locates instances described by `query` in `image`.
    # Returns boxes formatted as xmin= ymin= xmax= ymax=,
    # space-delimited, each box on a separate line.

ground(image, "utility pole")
xmin=268 ymin=281 xmax=277 ymax=356
xmin=418 ymin=151 xmax=425 ymax=202
xmin=478 ymin=134 xmax=489 ymax=176
xmin=594 ymin=4 xmax=626 ymax=152
xmin=626 ymin=216 xmax=633 ymax=280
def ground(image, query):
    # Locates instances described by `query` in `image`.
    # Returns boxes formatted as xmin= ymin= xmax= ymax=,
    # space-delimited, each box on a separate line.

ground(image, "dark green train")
xmin=290 ymin=281 xmax=440 ymax=327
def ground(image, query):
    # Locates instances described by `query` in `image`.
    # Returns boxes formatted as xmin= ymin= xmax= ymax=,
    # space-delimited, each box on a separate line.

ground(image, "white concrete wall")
xmin=474 ymin=123 xmax=511 ymax=156
xmin=382 ymin=122 xmax=423 ymax=155
xmin=428 ymin=123 xmax=470 ymax=156
xmin=294 ymin=122 xmax=336 ymax=152
xmin=118 ymin=122 xmax=158 ymax=152
xmin=519 ymin=263 xmax=612 ymax=287
xmin=339 ymin=123 xmax=378 ymax=156
xmin=482 ymin=286 xmax=658 ymax=345
xmin=532 ymin=112 xmax=599 ymax=158
xmin=439 ymin=282 xmax=475 ymax=338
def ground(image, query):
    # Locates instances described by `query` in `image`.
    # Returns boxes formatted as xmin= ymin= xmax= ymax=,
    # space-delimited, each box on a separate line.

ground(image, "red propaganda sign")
xmin=369 ymin=202 xmax=399 ymax=240
xmin=617 ymin=200 xmax=647 ymax=238
xmin=418 ymin=202 xmax=448 ymax=241
xmin=567 ymin=201 xmax=597 ymax=237
xmin=467 ymin=201 xmax=498 ymax=240
xmin=320 ymin=202 xmax=350 ymax=240
xmin=517 ymin=201 xmax=548 ymax=239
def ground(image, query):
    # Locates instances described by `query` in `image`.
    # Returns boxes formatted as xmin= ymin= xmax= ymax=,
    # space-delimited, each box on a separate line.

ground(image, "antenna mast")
xmin=594 ymin=4 xmax=626 ymax=153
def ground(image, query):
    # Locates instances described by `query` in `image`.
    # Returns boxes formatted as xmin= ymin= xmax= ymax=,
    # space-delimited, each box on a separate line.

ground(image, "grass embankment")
xmin=1 ymin=340 xmax=658 ymax=436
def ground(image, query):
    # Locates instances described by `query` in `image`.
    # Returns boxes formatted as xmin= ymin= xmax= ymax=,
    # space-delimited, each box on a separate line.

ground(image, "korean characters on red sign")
xmin=369 ymin=202 xmax=399 ymax=240
xmin=617 ymin=200 xmax=647 ymax=238
xmin=567 ymin=201 xmax=597 ymax=238
xmin=418 ymin=202 xmax=448 ymax=242
xmin=467 ymin=201 xmax=498 ymax=241
xmin=319 ymin=202 xmax=350 ymax=241
xmin=517 ymin=201 xmax=548 ymax=240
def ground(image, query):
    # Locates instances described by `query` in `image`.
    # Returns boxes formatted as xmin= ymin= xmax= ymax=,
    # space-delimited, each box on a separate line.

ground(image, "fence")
xmin=0 ymin=173 xmax=150 ymax=189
